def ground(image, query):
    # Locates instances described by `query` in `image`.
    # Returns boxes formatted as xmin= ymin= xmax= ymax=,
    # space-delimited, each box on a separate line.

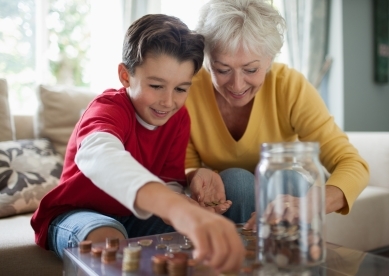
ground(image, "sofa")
xmin=1 ymin=78 xmax=389 ymax=275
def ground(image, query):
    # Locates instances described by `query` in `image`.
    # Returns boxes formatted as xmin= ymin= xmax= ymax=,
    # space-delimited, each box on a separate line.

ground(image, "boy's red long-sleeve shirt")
xmin=31 ymin=87 xmax=189 ymax=249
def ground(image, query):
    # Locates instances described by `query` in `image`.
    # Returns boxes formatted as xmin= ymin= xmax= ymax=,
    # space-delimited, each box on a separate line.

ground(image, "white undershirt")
xmin=75 ymin=131 xmax=183 ymax=219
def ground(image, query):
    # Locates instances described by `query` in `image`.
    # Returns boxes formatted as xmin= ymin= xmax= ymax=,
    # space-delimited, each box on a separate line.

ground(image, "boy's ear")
xmin=118 ymin=63 xmax=130 ymax=87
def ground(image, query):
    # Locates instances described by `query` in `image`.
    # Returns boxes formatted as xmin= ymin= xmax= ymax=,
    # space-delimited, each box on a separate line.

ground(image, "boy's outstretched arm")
xmin=135 ymin=182 xmax=245 ymax=273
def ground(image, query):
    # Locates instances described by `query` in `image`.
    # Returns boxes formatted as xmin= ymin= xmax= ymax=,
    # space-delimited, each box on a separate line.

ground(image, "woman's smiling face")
xmin=209 ymin=46 xmax=272 ymax=107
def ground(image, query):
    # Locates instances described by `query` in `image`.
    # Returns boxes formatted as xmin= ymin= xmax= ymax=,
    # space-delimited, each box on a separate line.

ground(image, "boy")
xmin=31 ymin=14 xmax=244 ymax=272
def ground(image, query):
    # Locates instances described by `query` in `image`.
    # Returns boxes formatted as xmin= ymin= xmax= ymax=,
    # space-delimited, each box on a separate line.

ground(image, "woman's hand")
xmin=188 ymin=168 xmax=231 ymax=214
xmin=244 ymin=190 xmax=322 ymax=229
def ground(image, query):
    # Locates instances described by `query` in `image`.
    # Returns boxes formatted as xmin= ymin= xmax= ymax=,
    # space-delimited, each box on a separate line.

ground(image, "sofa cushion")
xmin=326 ymin=185 xmax=389 ymax=251
xmin=0 ymin=213 xmax=63 ymax=275
xmin=37 ymin=85 xmax=97 ymax=157
xmin=0 ymin=78 xmax=14 ymax=141
xmin=0 ymin=139 xmax=63 ymax=218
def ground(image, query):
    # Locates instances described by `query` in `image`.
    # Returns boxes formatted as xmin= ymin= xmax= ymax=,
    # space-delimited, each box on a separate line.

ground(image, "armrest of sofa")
xmin=326 ymin=132 xmax=389 ymax=252
xmin=345 ymin=131 xmax=389 ymax=189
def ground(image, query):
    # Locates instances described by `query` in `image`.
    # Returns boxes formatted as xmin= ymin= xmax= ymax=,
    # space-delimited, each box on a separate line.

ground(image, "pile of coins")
xmin=101 ymin=248 xmax=117 ymax=264
xmin=101 ymin=237 xmax=120 ymax=264
xmin=152 ymin=254 xmax=169 ymax=274
xmin=257 ymin=219 xmax=323 ymax=267
xmin=152 ymin=252 xmax=189 ymax=276
xmin=106 ymin=237 xmax=119 ymax=249
xmin=122 ymin=245 xmax=142 ymax=272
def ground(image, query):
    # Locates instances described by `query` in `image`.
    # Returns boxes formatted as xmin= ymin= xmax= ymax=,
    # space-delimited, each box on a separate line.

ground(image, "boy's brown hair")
xmin=122 ymin=14 xmax=204 ymax=76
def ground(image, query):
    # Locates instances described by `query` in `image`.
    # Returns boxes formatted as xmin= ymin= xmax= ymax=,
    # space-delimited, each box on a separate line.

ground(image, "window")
xmin=1 ymin=0 xmax=288 ymax=115
xmin=1 ymin=0 xmax=92 ymax=114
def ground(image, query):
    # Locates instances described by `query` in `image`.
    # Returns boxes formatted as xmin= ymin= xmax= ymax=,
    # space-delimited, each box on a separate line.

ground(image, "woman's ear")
xmin=118 ymin=63 xmax=130 ymax=87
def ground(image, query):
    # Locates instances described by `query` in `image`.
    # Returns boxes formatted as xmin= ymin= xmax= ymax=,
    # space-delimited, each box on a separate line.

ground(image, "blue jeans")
xmin=48 ymin=210 xmax=175 ymax=259
xmin=219 ymin=168 xmax=256 ymax=224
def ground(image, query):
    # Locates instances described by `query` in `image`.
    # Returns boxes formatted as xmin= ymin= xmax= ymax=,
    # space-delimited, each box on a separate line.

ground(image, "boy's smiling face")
xmin=119 ymin=54 xmax=194 ymax=127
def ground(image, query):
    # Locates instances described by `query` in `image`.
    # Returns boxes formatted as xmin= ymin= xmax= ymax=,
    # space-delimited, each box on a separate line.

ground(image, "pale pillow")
xmin=37 ymin=85 xmax=97 ymax=157
xmin=0 ymin=139 xmax=63 ymax=218
xmin=0 ymin=79 xmax=14 ymax=141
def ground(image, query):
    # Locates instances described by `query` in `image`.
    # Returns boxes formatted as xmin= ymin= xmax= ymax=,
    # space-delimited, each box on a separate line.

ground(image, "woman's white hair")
xmin=196 ymin=0 xmax=286 ymax=60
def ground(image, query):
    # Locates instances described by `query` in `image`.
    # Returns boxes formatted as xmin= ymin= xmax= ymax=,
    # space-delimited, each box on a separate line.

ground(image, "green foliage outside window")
xmin=0 ymin=0 xmax=91 ymax=113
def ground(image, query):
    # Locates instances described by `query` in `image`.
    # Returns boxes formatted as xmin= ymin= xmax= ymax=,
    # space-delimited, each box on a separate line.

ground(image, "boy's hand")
xmin=162 ymin=194 xmax=201 ymax=225
xmin=170 ymin=204 xmax=245 ymax=273
xmin=189 ymin=168 xmax=231 ymax=214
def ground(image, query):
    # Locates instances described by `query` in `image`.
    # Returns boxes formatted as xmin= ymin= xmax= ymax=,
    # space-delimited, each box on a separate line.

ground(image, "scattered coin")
xmin=138 ymin=239 xmax=153 ymax=246
xmin=160 ymin=235 xmax=173 ymax=241
xmin=180 ymin=243 xmax=193 ymax=250
xmin=167 ymin=244 xmax=181 ymax=252
xmin=155 ymin=243 xmax=167 ymax=250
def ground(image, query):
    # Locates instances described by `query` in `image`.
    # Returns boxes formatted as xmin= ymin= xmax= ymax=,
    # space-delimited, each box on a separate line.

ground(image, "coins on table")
xmin=160 ymin=235 xmax=173 ymax=241
xmin=152 ymin=254 xmax=169 ymax=274
xmin=156 ymin=243 xmax=168 ymax=250
xmin=151 ymin=252 xmax=189 ymax=276
xmin=91 ymin=246 xmax=103 ymax=257
xmin=78 ymin=240 xmax=92 ymax=254
xmin=138 ymin=239 xmax=153 ymax=247
xmin=101 ymin=248 xmax=117 ymax=264
xmin=122 ymin=246 xmax=142 ymax=272
xmin=106 ymin=237 xmax=119 ymax=249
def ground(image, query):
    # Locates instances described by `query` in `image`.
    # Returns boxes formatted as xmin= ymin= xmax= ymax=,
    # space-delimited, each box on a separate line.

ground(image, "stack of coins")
xmin=78 ymin=240 xmax=92 ymax=254
xmin=122 ymin=246 xmax=142 ymax=272
xmin=106 ymin=237 xmax=119 ymax=249
xmin=101 ymin=248 xmax=117 ymax=264
xmin=167 ymin=252 xmax=189 ymax=276
xmin=151 ymin=254 xmax=169 ymax=274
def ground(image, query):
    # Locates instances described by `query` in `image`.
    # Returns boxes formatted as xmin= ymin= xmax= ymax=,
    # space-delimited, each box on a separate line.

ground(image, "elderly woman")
xmin=185 ymin=0 xmax=369 ymax=226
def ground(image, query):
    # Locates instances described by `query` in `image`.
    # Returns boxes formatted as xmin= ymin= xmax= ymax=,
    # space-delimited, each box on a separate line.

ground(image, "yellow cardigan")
xmin=185 ymin=63 xmax=369 ymax=214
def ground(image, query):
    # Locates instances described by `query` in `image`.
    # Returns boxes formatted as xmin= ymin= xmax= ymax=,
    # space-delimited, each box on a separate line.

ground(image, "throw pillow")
xmin=0 ymin=78 xmax=14 ymax=141
xmin=37 ymin=85 xmax=97 ymax=157
xmin=0 ymin=139 xmax=63 ymax=218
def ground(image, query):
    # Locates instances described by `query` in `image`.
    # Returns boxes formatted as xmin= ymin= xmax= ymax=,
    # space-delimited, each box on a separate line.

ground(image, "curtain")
xmin=283 ymin=0 xmax=331 ymax=89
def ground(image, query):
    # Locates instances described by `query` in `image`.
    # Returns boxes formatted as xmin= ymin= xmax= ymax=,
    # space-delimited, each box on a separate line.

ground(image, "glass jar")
xmin=255 ymin=142 xmax=326 ymax=269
